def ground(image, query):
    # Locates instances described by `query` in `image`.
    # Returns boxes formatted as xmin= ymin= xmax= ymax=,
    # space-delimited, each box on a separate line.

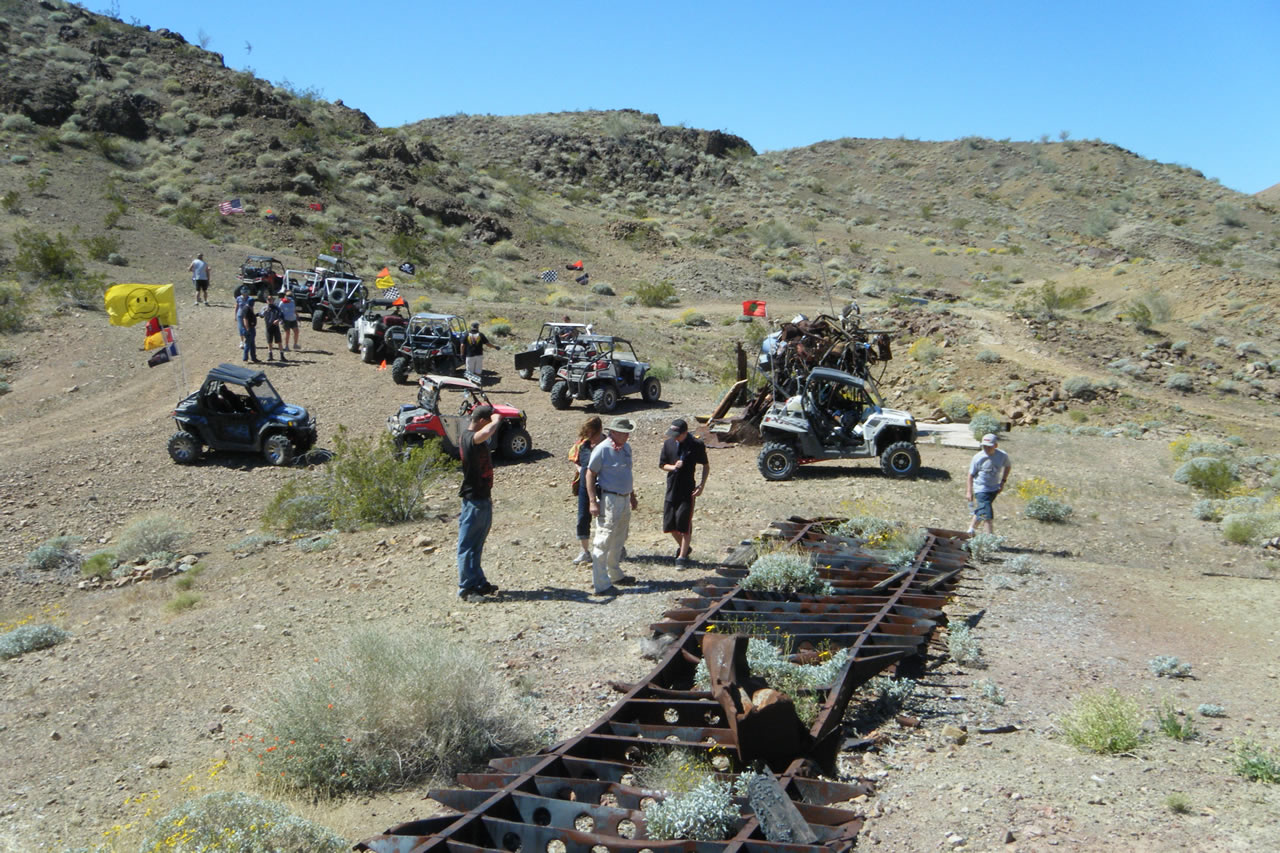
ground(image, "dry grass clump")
xmin=249 ymin=628 xmax=537 ymax=797
xmin=115 ymin=514 xmax=191 ymax=562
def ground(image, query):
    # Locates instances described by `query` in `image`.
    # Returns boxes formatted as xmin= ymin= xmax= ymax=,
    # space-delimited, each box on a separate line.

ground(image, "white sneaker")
xmin=573 ymin=550 xmax=590 ymax=564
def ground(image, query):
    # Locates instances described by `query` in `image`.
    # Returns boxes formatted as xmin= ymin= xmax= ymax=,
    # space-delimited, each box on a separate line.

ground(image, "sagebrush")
xmin=138 ymin=791 xmax=348 ymax=852
xmin=0 ymin=623 xmax=70 ymax=659
xmin=115 ymin=514 xmax=191 ymax=562
xmin=741 ymin=549 xmax=832 ymax=595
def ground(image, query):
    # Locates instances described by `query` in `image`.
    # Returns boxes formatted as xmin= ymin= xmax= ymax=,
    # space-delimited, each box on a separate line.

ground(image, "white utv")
xmin=757 ymin=367 xmax=920 ymax=481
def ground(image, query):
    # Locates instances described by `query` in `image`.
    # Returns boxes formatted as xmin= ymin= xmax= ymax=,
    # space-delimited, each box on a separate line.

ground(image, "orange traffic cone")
xmin=378 ymin=360 xmax=387 ymax=370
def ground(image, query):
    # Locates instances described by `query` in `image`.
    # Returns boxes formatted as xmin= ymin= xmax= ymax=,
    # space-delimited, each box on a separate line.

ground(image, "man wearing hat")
xmin=585 ymin=416 xmax=639 ymax=595
xmin=659 ymin=418 xmax=709 ymax=566
xmin=463 ymin=321 xmax=501 ymax=383
xmin=966 ymin=433 xmax=1011 ymax=535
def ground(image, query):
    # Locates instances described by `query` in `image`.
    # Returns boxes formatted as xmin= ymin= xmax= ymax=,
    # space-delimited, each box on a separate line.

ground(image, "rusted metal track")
xmin=358 ymin=518 xmax=968 ymax=853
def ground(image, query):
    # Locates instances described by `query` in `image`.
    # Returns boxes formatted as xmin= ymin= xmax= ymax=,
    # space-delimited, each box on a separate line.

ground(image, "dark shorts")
xmin=663 ymin=494 xmax=695 ymax=534
xmin=973 ymin=490 xmax=998 ymax=521
xmin=266 ymin=325 xmax=282 ymax=343
xmin=282 ymin=320 xmax=298 ymax=331
xmin=194 ymin=279 xmax=208 ymax=291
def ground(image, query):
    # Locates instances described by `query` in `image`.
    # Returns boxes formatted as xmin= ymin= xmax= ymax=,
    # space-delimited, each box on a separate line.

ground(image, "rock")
xmin=220 ymin=704 xmax=234 ymax=713
xmin=941 ymin=724 xmax=968 ymax=745
xmin=205 ymin=720 xmax=223 ymax=734
xmin=412 ymin=534 xmax=433 ymax=548
xmin=50 ymin=731 xmax=61 ymax=741
xmin=179 ymin=554 xmax=198 ymax=565
xmin=147 ymin=756 xmax=169 ymax=769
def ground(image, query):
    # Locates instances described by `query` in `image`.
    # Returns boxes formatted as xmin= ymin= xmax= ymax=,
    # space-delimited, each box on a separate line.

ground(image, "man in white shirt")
xmin=966 ymin=433 xmax=1011 ymax=534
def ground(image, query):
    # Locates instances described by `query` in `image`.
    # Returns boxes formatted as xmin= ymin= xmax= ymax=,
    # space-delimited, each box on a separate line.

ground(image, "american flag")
xmin=384 ymin=285 xmax=400 ymax=301
xmin=218 ymin=198 xmax=244 ymax=215
xmin=540 ymin=269 xmax=558 ymax=283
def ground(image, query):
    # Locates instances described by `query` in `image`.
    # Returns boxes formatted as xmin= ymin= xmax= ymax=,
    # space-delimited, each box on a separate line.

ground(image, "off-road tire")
xmin=263 ymin=434 xmax=294 ymax=467
xmin=167 ymin=431 xmax=200 ymax=464
xmin=391 ymin=356 xmax=412 ymax=385
xmin=538 ymin=364 xmax=557 ymax=392
xmin=642 ymin=376 xmax=662 ymax=403
xmin=880 ymin=441 xmax=921 ymax=478
xmin=361 ymin=340 xmax=377 ymax=364
xmin=346 ymin=327 xmax=360 ymax=352
xmin=550 ymin=381 xmax=573 ymax=410
xmin=758 ymin=441 xmax=799 ymax=481
xmin=500 ymin=427 xmax=533 ymax=460
xmin=517 ymin=365 xmax=534 ymax=381
xmin=592 ymin=385 xmax=619 ymax=413
xmin=311 ymin=308 xmax=326 ymax=331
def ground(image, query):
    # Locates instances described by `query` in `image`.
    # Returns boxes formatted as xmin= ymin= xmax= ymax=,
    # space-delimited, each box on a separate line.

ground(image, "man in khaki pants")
xmin=585 ymin=416 xmax=639 ymax=595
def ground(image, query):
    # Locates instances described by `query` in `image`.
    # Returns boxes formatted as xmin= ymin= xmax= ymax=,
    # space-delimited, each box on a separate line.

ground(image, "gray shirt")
xmin=588 ymin=440 xmax=634 ymax=495
xmin=190 ymin=258 xmax=208 ymax=281
xmin=969 ymin=448 xmax=1011 ymax=493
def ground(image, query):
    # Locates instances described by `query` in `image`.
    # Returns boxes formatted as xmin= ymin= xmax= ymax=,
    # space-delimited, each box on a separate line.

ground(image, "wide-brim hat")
xmin=605 ymin=416 xmax=635 ymax=433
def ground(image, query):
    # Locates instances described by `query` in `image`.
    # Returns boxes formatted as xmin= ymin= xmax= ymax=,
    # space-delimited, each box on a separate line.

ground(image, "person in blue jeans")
xmin=238 ymin=296 xmax=260 ymax=363
xmin=967 ymin=433 xmax=1012 ymax=534
xmin=569 ymin=416 xmax=604 ymax=564
xmin=456 ymin=404 xmax=503 ymax=600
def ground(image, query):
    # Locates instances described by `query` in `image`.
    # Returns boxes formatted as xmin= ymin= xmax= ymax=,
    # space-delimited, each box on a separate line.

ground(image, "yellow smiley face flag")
xmin=104 ymin=284 xmax=178 ymax=327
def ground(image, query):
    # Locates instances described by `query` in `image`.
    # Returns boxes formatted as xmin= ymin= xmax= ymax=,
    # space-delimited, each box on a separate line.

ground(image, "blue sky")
xmin=115 ymin=0 xmax=1278 ymax=194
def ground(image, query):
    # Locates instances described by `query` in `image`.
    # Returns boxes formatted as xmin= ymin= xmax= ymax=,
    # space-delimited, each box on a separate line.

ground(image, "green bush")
xmin=590 ymin=282 xmax=615 ymax=296
xmin=940 ymin=393 xmax=973 ymax=421
xmin=969 ymin=412 xmax=1002 ymax=440
xmin=81 ymin=550 xmax=117 ymax=580
xmin=1220 ymin=512 xmax=1280 ymax=545
xmin=1059 ymin=688 xmax=1142 ymax=754
xmin=25 ymin=535 xmax=81 ymax=570
xmin=1232 ymin=739 xmax=1280 ymax=783
xmin=326 ymin=429 xmax=455 ymax=525
xmin=114 ymin=514 xmax=191 ymax=562
xmin=138 ymin=791 xmax=348 ymax=852
xmin=1024 ymin=495 xmax=1074 ymax=522
xmin=0 ymin=282 xmax=30 ymax=333
xmin=0 ymin=623 xmax=70 ymax=659
xmin=251 ymin=628 xmax=536 ymax=797
xmin=975 ymin=349 xmax=1001 ymax=364
xmin=1062 ymin=375 xmax=1094 ymax=398
xmin=171 ymin=201 xmax=217 ymax=239
xmin=634 ymin=280 xmax=678 ymax=308
xmin=81 ymin=233 xmax=121 ymax=262
xmin=1166 ymin=373 xmax=1194 ymax=392
xmin=1172 ymin=457 xmax=1237 ymax=497
xmin=1156 ymin=701 xmax=1197 ymax=741
xmin=13 ymin=228 xmax=83 ymax=280
xmin=741 ymin=549 xmax=832 ymax=595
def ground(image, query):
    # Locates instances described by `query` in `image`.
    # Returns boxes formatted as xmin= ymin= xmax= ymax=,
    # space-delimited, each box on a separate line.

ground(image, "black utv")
xmin=168 ymin=364 xmax=317 ymax=466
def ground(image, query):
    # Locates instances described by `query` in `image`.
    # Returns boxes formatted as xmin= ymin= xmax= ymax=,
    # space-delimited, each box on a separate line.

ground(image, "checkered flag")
xmin=540 ymin=269 xmax=558 ymax=283
xmin=384 ymin=285 xmax=400 ymax=301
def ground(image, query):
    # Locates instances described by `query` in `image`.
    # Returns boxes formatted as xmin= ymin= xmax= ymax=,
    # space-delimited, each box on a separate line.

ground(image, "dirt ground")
xmin=1 ymin=294 xmax=1278 ymax=851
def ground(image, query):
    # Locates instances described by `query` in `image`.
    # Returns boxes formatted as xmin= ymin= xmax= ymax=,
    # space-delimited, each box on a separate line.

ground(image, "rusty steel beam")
xmin=357 ymin=519 xmax=967 ymax=853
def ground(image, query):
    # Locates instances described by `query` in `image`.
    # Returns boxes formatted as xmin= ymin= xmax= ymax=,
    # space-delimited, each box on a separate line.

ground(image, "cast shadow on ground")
xmin=788 ymin=465 xmax=951 ymax=482
xmin=496 ymin=577 xmax=700 ymax=604
xmin=496 ymin=448 xmax=552 ymax=466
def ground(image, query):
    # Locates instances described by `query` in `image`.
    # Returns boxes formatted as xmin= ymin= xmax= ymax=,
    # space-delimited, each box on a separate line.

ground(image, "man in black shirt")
xmin=658 ymin=418 xmax=709 ymax=566
xmin=457 ymin=404 xmax=503 ymax=600
xmin=463 ymin=321 xmax=501 ymax=383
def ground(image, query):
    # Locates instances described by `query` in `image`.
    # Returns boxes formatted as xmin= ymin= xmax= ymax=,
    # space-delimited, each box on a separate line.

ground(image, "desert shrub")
xmin=25 ymin=535 xmax=81 ymax=570
xmin=692 ymin=637 xmax=847 ymax=724
xmin=1062 ymin=375 xmax=1094 ymax=398
xmin=1 ymin=189 xmax=20 ymax=213
xmin=968 ymin=412 xmax=1002 ymax=440
xmin=754 ymin=220 xmax=799 ymax=249
xmin=1083 ymin=210 xmax=1116 ymax=238
xmin=172 ymin=201 xmax=217 ymax=239
xmin=964 ymin=532 xmax=1005 ymax=561
xmin=1215 ymin=202 xmax=1245 ymax=228
xmin=1059 ymin=688 xmax=1142 ymax=754
xmin=1166 ymin=373 xmax=1194 ymax=392
xmin=1197 ymin=703 xmax=1227 ymax=718
xmin=13 ymin=228 xmax=83 ymax=280
xmin=940 ymin=393 xmax=973 ymax=421
xmin=643 ymin=777 xmax=739 ymax=841
xmin=81 ymin=550 xmax=117 ymax=580
xmin=1156 ymin=700 xmax=1197 ymax=742
xmin=908 ymin=337 xmax=941 ymax=365
xmin=138 ymin=791 xmax=348 ymax=852
xmin=0 ymin=282 xmax=31 ymax=333
xmin=975 ymin=349 xmax=1001 ymax=363
xmin=114 ymin=514 xmax=191 ymax=562
xmin=489 ymin=240 xmax=522 ymax=260
xmin=976 ymin=679 xmax=1006 ymax=704
xmin=1172 ymin=457 xmax=1237 ymax=496
xmin=261 ymin=491 xmax=332 ymax=533
xmin=1 ymin=113 xmax=36 ymax=133
xmin=0 ymin=623 xmax=70 ymax=659
xmin=947 ymin=623 xmax=982 ymax=666
xmin=1015 ymin=280 xmax=1092 ymax=318
xmin=167 ymin=591 xmax=201 ymax=612
xmin=866 ymin=675 xmax=917 ymax=713
xmin=1014 ymin=477 xmax=1063 ymax=501
xmin=296 ymin=533 xmax=334 ymax=552
xmin=80 ymin=233 xmax=120 ymax=262
xmin=590 ymin=282 xmax=615 ymax=295
xmin=1024 ymin=495 xmax=1074 ymax=522
xmin=1219 ymin=512 xmax=1280 ymax=546
xmin=1232 ymin=739 xmax=1280 ymax=783
xmin=252 ymin=628 xmax=536 ymax=797
xmin=634 ymin=280 xmax=678 ymax=308
xmin=677 ymin=308 xmax=707 ymax=327
xmin=228 ymin=533 xmax=282 ymax=554
xmin=1192 ymin=498 xmax=1223 ymax=521
xmin=1148 ymin=655 xmax=1192 ymax=678
xmin=647 ymin=361 xmax=674 ymax=382
xmin=1005 ymin=554 xmax=1041 ymax=575
xmin=741 ymin=549 xmax=832 ymax=595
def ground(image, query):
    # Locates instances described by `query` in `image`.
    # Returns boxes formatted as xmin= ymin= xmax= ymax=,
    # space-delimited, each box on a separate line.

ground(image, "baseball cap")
xmin=470 ymin=321 xmax=480 ymax=330
xmin=666 ymin=418 xmax=688 ymax=436
xmin=981 ymin=433 xmax=998 ymax=446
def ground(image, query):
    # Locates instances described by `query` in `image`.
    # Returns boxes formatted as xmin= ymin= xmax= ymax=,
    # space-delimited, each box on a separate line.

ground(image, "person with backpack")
xmin=463 ymin=322 xmax=501 ymax=383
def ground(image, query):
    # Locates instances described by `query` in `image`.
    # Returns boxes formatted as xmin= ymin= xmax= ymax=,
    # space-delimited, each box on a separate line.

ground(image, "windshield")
xmin=249 ymin=378 xmax=283 ymax=412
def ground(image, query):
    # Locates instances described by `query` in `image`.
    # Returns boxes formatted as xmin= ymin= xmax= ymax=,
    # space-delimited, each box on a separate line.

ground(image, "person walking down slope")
xmin=188 ymin=253 xmax=210 ymax=306
xmin=585 ymin=416 xmax=639 ymax=596
xmin=456 ymin=404 xmax=503 ymax=601
xmin=463 ymin=322 xmax=501 ymax=383
xmin=966 ymin=433 xmax=1011 ymax=534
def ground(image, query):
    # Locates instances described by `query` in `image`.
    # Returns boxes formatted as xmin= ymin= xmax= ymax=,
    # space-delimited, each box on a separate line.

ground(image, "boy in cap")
xmin=463 ymin=321 xmax=501 ymax=383
xmin=659 ymin=418 xmax=708 ymax=566
xmin=585 ymin=416 xmax=639 ymax=595
xmin=966 ymin=433 xmax=1011 ymax=534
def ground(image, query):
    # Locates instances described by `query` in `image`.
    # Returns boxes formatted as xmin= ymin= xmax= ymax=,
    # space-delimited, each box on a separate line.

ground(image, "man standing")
xmin=457 ymin=404 xmax=503 ymax=600
xmin=277 ymin=289 xmax=300 ymax=352
xmin=260 ymin=294 xmax=285 ymax=362
xmin=239 ymin=296 xmax=259 ymax=363
xmin=463 ymin=322 xmax=501 ymax=383
xmin=659 ymin=418 xmax=708 ymax=566
xmin=585 ymin=416 xmax=638 ymax=595
xmin=967 ymin=433 xmax=1012 ymax=534
xmin=188 ymin=253 xmax=210 ymax=306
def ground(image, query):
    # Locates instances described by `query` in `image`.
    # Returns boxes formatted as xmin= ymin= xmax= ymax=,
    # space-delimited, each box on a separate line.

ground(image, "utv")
xmin=513 ymin=322 xmax=590 ymax=391
xmin=757 ymin=367 xmax=920 ymax=481
xmin=281 ymin=268 xmax=319 ymax=317
xmin=349 ymin=298 xmax=409 ymax=364
xmin=310 ymin=276 xmax=367 ymax=332
xmin=389 ymin=312 xmax=466 ymax=385
xmin=387 ymin=374 xmax=533 ymax=460
xmin=168 ymin=363 xmax=317 ymax=466
xmin=313 ymin=253 xmax=358 ymax=280
xmin=549 ymin=334 xmax=661 ymax=413
xmin=235 ymin=255 xmax=286 ymax=299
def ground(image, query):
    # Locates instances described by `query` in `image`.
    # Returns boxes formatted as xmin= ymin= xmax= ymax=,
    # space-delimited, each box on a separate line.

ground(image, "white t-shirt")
xmin=969 ymin=448 xmax=1010 ymax=492
xmin=190 ymin=258 xmax=208 ymax=281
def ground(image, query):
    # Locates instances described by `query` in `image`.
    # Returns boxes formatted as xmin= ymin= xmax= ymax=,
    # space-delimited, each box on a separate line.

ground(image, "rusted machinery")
xmin=358 ymin=518 xmax=968 ymax=853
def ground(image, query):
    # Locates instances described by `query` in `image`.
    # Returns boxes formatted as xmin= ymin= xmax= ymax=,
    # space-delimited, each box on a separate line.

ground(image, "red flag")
xmin=143 ymin=317 xmax=161 ymax=336
xmin=309 ymin=202 xmax=325 ymax=211
xmin=566 ymin=260 xmax=584 ymax=270
xmin=742 ymin=300 xmax=767 ymax=317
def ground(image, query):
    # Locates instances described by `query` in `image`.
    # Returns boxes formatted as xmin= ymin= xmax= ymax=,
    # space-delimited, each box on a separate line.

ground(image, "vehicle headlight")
xmin=286 ymin=420 xmax=295 ymax=427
